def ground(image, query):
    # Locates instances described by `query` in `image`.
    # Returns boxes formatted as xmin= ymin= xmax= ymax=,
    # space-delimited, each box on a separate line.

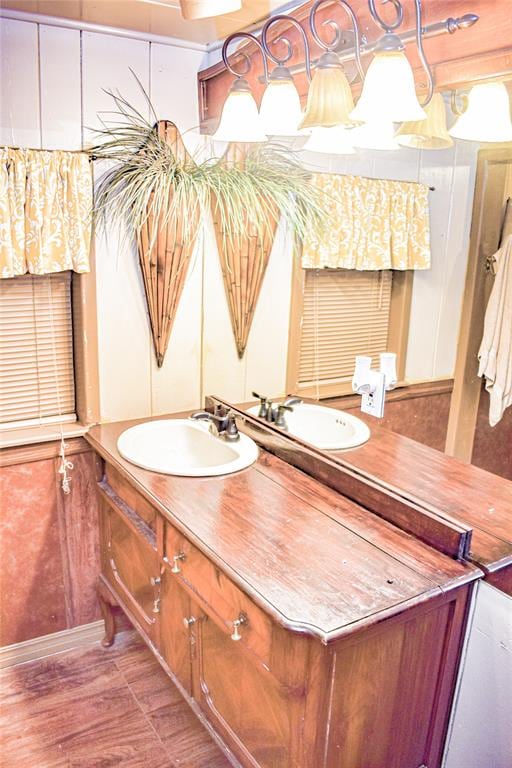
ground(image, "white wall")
xmin=0 ymin=14 xmax=478 ymax=422
xmin=444 ymin=582 xmax=512 ymax=768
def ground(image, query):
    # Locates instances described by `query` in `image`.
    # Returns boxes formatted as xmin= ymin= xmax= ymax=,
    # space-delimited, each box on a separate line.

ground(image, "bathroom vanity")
xmin=87 ymin=413 xmax=482 ymax=768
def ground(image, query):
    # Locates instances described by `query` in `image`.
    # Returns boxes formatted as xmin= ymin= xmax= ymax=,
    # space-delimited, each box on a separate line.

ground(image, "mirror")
xmin=205 ymin=109 xmax=512 ymax=483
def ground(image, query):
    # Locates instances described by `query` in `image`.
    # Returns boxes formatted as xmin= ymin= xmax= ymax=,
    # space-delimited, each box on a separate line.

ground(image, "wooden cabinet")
xmin=193 ymin=609 xmax=295 ymax=768
xmin=89 ymin=430 xmax=481 ymax=768
xmin=158 ymin=567 xmax=193 ymax=695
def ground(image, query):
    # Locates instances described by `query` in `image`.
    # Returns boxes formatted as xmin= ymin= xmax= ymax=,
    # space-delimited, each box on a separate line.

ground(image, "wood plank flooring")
xmin=0 ymin=631 xmax=231 ymax=767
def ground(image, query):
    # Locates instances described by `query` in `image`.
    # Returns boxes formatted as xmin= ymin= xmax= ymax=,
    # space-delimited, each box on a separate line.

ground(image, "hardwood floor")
xmin=0 ymin=631 xmax=231 ymax=767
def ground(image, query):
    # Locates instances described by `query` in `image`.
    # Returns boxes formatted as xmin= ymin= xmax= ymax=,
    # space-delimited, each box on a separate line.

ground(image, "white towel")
xmin=478 ymin=233 xmax=512 ymax=426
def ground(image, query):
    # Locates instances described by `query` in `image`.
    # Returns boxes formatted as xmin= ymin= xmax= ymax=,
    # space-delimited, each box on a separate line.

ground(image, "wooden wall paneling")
xmin=202 ymin=216 xmax=247 ymax=402
xmin=386 ymin=270 xmax=414 ymax=382
xmin=0 ymin=18 xmax=40 ymax=147
xmin=285 ymin=248 xmax=305 ymax=397
xmin=197 ymin=0 xmax=512 ymax=131
xmin=406 ymin=145 xmax=458 ymax=381
xmin=39 ymin=24 xmax=82 ymax=150
xmin=54 ymin=450 xmax=102 ymax=628
xmin=149 ymin=43 xmax=204 ymax=415
xmin=471 ymin=385 xmax=512 ymax=481
xmin=0 ymin=442 xmax=104 ymax=646
xmin=0 ymin=436 xmax=90 ymax=467
xmin=434 ymin=140 xmax=479 ymax=378
xmin=345 ymin=388 xmax=453 ymax=452
xmin=81 ymin=32 xmax=153 ymax=423
xmin=0 ymin=456 xmax=68 ymax=645
xmin=446 ymin=146 xmax=512 ymax=461
xmin=244 ymin=219 xmax=294 ymax=401
xmin=150 ymin=42 xmax=203 ymax=140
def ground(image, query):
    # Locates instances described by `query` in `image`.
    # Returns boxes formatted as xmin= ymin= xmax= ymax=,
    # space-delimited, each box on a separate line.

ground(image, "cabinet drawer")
xmin=165 ymin=523 xmax=273 ymax=665
xmin=105 ymin=464 xmax=159 ymax=533
xmin=99 ymin=483 xmax=161 ymax=642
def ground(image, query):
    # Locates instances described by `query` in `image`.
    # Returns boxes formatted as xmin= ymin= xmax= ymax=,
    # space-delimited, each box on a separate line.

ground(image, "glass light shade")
xmin=351 ymin=51 xmax=426 ymax=124
xmin=299 ymin=55 xmax=355 ymax=130
xmin=179 ymin=0 xmax=241 ymax=20
xmin=213 ymin=81 xmax=267 ymax=143
xmin=259 ymin=79 xmax=304 ymax=136
xmin=449 ymin=82 xmax=512 ymax=143
xmin=303 ymin=126 xmax=355 ymax=154
xmin=351 ymin=119 xmax=400 ymax=151
xmin=396 ymin=93 xmax=453 ymax=149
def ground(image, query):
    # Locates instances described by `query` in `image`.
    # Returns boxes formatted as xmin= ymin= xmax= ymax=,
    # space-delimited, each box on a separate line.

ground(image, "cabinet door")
xmin=158 ymin=569 xmax=193 ymax=695
xmin=100 ymin=499 xmax=160 ymax=639
xmin=193 ymin=610 xmax=294 ymax=768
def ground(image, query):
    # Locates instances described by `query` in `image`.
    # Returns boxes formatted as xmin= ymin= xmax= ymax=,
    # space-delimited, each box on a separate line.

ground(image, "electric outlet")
xmin=361 ymin=370 xmax=386 ymax=418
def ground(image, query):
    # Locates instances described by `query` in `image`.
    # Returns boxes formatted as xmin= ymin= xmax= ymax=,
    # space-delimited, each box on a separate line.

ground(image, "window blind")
xmin=0 ymin=272 xmax=76 ymax=427
xmin=298 ymin=269 xmax=393 ymax=389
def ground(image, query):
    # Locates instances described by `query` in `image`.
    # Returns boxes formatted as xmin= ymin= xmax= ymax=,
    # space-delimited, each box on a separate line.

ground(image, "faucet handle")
xmin=275 ymin=404 xmax=293 ymax=429
xmin=223 ymin=411 xmax=240 ymax=442
xmin=252 ymin=391 xmax=270 ymax=419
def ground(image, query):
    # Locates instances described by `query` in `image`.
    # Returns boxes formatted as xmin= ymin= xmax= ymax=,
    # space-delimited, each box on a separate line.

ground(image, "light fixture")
xmin=351 ymin=0 xmax=431 ymax=124
xmin=213 ymin=34 xmax=268 ymax=143
xmin=214 ymin=2 xmax=479 ymax=141
xmin=303 ymin=125 xmax=355 ymax=154
xmin=300 ymin=0 xmax=364 ymax=130
xmin=449 ymin=82 xmax=512 ymax=143
xmin=259 ymin=16 xmax=311 ymax=136
xmin=179 ymin=0 xmax=241 ymax=20
xmin=396 ymin=92 xmax=453 ymax=149
xmin=351 ymin=120 xmax=400 ymax=151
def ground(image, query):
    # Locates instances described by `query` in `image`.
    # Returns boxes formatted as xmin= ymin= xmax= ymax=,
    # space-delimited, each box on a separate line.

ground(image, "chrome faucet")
xmin=282 ymin=396 xmax=302 ymax=408
xmin=190 ymin=410 xmax=240 ymax=441
xmin=251 ymin=392 xmax=299 ymax=430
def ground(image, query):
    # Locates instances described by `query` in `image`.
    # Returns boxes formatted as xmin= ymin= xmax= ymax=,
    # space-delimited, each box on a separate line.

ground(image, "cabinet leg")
xmin=97 ymin=580 xmax=117 ymax=647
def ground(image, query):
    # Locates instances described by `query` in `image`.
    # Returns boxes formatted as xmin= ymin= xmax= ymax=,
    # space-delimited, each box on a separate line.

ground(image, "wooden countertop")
xmin=334 ymin=423 xmax=512 ymax=576
xmin=226 ymin=398 xmax=512 ymax=580
xmin=87 ymin=415 xmax=479 ymax=643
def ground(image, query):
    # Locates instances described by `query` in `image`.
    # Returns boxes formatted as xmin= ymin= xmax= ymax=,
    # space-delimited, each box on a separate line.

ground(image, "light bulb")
xmin=351 ymin=119 xmax=400 ymax=151
xmin=213 ymin=78 xmax=267 ymax=143
xmin=259 ymin=68 xmax=304 ymax=136
xmin=179 ymin=0 xmax=241 ymax=20
xmin=351 ymin=50 xmax=426 ymax=124
xmin=300 ymin=52 xmax=355 ymax=130
xmin=396 ymin=92 xmax=453 ymax=149
xmin=303 ymin=125 xmax=355 ymax=154
xmin=449 ymin=82 xmax=512 ymax=143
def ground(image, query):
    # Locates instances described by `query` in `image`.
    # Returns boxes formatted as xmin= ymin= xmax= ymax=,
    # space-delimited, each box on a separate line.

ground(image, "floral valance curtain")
xmin=302 ymin=173 xmax=431 ymax=270
xmin=0 ymin=148 xmax=92 ymax=278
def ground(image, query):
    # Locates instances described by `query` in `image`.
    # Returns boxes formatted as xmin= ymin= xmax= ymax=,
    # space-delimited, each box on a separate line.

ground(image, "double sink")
xmin=118 ymin=401 xmax=370 ymax=478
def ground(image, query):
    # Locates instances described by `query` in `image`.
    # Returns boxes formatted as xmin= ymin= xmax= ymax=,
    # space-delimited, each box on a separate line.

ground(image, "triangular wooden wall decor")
xmin=211 ymin=143 xmax=279 ymax=359
xmin=137 ymin=120 xmax=200 ymax=367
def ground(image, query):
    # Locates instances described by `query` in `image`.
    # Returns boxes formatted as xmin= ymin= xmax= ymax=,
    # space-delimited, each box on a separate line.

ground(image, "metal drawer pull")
xmin=169 ymin=552 xmax=186 ymax=574
xmin=150 ymin=575 xmax=162 ymax=613
xmin=183 ymin=616 xmax=197 ymax=628
xmin=231 ymin=613 xmax=248 ymax=641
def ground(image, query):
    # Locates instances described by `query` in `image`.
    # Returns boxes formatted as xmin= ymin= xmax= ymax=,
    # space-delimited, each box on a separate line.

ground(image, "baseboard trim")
xmin=0 ymin=620 xmax=106 ymax=669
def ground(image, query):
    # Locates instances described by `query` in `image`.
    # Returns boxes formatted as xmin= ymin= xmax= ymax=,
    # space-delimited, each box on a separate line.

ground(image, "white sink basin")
xmin=117 ymin=419 xmax=259 ymax=477
xmin=246 ymin=402 xmax=370 ymax=451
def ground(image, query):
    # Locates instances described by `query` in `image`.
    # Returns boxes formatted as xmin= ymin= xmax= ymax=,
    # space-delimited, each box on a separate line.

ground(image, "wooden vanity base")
xmin=88 ymin=419 xmax=480 ymax=768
